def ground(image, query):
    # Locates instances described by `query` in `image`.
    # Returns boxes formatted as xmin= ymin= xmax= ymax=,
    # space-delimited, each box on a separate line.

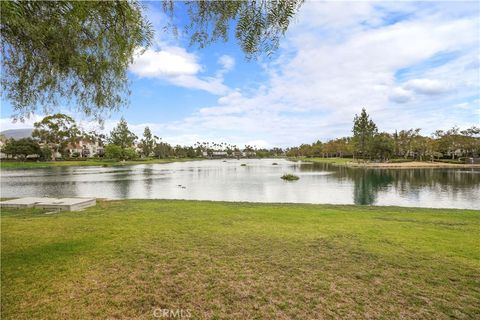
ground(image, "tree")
xmin=2 ymin=1 xmax=302 ymax=118
xmin=163 ymin=0 xmax=304 ymax=59
xmin=154 ymin=141 xmax=173 ymax=159
xmin=2 ymin=138 xmax=41 ymax=161
xmin=352 ymin=108 xmax=378 ymax=160
xmin=40 ymin=146 xmax=52 ymax=162
xmin=104 ymin=144 xmax=123 ymax=160
xmin=32 ymin=114 xmax=80 ymax=160
xmin=1 ymin=1 xmax=153 ymax=120
xmin=109 ymin=118 xmax=137 ymax=149
xmin=371 ymin=133 xmax=394 ymax=161
xmin=140 ymin=126 xmax=155 ymax=157
xmin=397 ymin=128 xmax=421 ymax=158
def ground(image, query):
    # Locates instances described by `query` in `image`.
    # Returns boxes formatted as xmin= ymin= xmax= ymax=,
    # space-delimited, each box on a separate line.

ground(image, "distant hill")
xmin=0 ymin=128 xmax=34 ymax=140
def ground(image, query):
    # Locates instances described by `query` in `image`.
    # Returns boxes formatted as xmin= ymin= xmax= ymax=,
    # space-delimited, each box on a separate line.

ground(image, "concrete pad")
xmin=0 ymin=197 xmax=53 ymax=208
xmin=0 ymin=197 xmax=96 ymax=211
xmin=35 ymin=198 xmax=96 ymax=211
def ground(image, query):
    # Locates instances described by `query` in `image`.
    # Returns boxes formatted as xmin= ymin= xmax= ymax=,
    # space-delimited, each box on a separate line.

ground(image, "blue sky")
xmin=1 ymin=1 xmax=479 ymax=148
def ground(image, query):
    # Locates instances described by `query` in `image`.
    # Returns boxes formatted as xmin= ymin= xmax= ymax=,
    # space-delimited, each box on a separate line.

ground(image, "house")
xmin=202 ymin=151 xmax=229 ymax=158
xmin=65 ymin=140 xmax=104 ymax=158
xmin=242 ymin=151 xmax=256 ymax=158
xmin=212 ymin=151 xmax=228 ymax=158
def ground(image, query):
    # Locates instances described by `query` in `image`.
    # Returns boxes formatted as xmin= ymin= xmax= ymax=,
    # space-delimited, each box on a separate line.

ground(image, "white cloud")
xmin=218 ymin=55 xmax=235 ymax=71
xmin=130 ymin=48 xmax=201 ymax=77
xmin=389 ymin=87 xmax=413 ymax=103
xmin=404 ymin=78 xmax=450 ymax=95
xmin=161 ymin=1 xmax=479 ymax=146
xmin=129 ymin=47 xmax=230 ymax=95
xmin=5 ymin=2 xmax=478 ymax=148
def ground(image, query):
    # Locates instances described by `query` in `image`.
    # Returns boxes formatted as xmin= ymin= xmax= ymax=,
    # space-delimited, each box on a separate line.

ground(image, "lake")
xmin=1 ymin=159 xmax=479 ymax=209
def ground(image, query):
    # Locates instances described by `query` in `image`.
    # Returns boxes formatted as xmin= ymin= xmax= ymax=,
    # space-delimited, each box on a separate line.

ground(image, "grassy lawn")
xmin=290 ymin=157 xmax=353 ymax=165
xmin=0 ymin=158 xmax=201 ymax=169
xmin=1 ymin=200 xmax=479 ymax=319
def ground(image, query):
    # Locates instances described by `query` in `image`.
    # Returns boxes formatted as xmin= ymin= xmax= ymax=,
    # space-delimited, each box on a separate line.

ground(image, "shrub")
xmin=104 ymin=144 xmax=123 ymax=160
xmin=272 ymin=162 xmax=278 ymax=165
xmin=40 ymin=147 xmax=52 ymax=161
xmin=281 ymin=174 xmax=300 ymax=181
xmin=122 ymin=147 xmax=137 ymax=160
xmin=240 ymin=163 xmax=247 ymax=166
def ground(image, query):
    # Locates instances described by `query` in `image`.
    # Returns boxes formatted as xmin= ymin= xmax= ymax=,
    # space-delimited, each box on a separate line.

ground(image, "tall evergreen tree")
xmin=109 ymin=118 xmax=137 ymax=149
xmin=140 ymin=126 xmax=155 ymax=157
xmin=352 ymin=108 xmax=378 ymax=160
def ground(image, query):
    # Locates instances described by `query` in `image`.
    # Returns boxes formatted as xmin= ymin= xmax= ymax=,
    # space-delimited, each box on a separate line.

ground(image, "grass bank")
xmin=0 ymin=158 xmax=201 ymax=169
xmin=291 ymin=157 xmax=480 ymax=168
xmin=291 ymin=157 xmax=352 ymax=165
xmin=1 ymin=200 xmax=479 ymax=319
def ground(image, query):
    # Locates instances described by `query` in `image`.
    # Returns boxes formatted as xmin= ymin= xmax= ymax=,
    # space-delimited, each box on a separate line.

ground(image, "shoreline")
xmin=0 ymin=157 xmax=203 ymax=169
xmin=348 ymin=161 xmax=480 ymax=169
xmin=2 ymin=157 xmax=479 ymax=170
xmin=295 ymin=158 xmax=480 ymax=169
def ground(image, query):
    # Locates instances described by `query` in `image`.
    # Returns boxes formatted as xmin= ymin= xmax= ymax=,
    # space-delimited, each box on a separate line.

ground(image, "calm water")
xmin=1 ymin=159 xmax=479 ymax=209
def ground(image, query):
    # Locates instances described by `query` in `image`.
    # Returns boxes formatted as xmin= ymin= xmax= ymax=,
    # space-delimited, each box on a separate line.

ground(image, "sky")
xmin=1 ymin=0 xmax=479 ymax=148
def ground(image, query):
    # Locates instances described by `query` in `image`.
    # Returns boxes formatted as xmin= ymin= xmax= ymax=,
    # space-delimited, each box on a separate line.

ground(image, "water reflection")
xmin=1 ymin=159 xmax=478 ymax=209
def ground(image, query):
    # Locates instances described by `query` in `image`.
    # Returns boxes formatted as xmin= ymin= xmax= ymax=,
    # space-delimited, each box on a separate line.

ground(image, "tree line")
xmin=0 ymin=114 xmax=283 ymax=161
xmin=286 ymin=108 xmax=480 ymax=162
xmin=1 ymin=110 xmax=478 ymax=162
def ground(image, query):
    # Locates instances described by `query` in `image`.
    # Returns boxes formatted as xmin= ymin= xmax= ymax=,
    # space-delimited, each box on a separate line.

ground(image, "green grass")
xmin=1 ymin=200 xmax=479 ymax=319
xmin=0 ymin=158 xmax=201 ymax=169
xmin=290 ymin=157 xmax=353 ymax=165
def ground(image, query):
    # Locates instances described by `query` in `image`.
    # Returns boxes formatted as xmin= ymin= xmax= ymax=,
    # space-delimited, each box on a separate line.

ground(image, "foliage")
xmin=123 ymin=147 xmax=138 ymax=160
xmin=1 ymin=0 xmax=303 ymax=118
xmin=108 ymin=117 xmax=137 ymax=149
xmin=104 ymin=144 xmax=123 ymax=160
xmin=163 ymin=0 xmax=304 ymax=59
xmin=281 ymin=173 xmax=299 ymax=181
xmin=140 ymin=126 xmax=155 ymax=157
xmin=371 ymin=133 xmax=394 ymax=161
xmin=32 ymin=113 xmax=80 ymax=160
xmin=1 ymin=138 xmax=41 ymax=160
xmin=154 ymin=142 xmax=174 ymax=159
xmin=39 ymin=146 xmax=52 ymax=161
xmin=0 ymin=1 xmax=153 ymax=120
xmin=288 ymin=109 xmax=479 ymax=163
xmin=104 ymin=144 xmax=137 ymax=161
xmin=352 ymin=108 xmax=378 ymax=159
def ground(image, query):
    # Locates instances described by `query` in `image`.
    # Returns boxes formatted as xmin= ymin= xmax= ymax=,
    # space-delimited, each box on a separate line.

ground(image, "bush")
xmin=40 ymin=147 xmax=52 ymax=161
xmin=104 ymin=144 xmax=123 ymax=160
xmin=281 ymin=174 xmax=300 ymax=181
xmin=71 ymin=152 xmax=80 ymax=158
xmin=122 ymin=147 xmax=137 ymax=160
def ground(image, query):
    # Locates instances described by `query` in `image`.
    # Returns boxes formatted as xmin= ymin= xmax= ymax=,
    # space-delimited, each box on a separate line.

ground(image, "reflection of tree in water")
xmin=143 ymin=167 xmax=154 ymax=197
xmin=114 ymin=170 xmax=134 ymax=199
xmin=352 ymin=170 xmax=393 ymax=205
xmin=300 ymin=163 xmax=480 ymax=205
